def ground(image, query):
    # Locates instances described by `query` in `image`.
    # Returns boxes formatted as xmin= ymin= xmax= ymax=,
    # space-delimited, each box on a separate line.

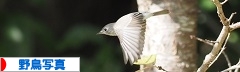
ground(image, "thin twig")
xmin=228 ymin=12 xmax=237 ymax=22
xmin=154 ymin=65 xmax=167 ymax=72
xmin=222 ymin=51 xmax=231 ymax=68
xmin=236 ymin=59 xmax=240 ymax=65
xmin=192 ymin=34 xmax=232 ymax=72
xmin=197 ymin=27 xmax=229 ymax=72
xmin=234 ymin=59 xmax=240 ymax=72
xmin=220 ymin=0 xmax=228 ymax=5
xmin=222 ymin=33 xmax=232 ymax=68
xmin=191 ymin=35 xmax=232 ymax=72
xmin=222 ymin=65 xmax=240 ymax=72
xmin=209 ymin=33 xmax=230 ymax=67
xmin=190 ymin=35 xmax=215 ymax=46
xmin=230 ymin=22 xmax=240 ymax=31
xmin=221 ymin=59 xmax=240 ymax=72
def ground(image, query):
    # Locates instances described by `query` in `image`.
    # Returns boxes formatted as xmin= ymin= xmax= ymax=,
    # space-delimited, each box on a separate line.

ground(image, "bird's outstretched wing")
xmin=113 ymin=12 xmax=145 ymax=64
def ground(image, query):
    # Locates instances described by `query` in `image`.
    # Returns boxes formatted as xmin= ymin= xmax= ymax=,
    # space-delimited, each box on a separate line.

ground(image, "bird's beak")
xmin=96 ymin=32 xmax=103 ymax=35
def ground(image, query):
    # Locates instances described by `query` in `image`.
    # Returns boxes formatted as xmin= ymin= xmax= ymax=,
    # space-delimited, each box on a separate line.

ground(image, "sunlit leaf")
xmin=134 ymin=54 xmax=157 ymax=65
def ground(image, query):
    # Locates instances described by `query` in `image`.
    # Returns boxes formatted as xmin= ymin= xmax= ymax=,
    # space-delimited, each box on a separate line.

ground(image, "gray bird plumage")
xmin=98 ymin=9 xmax=169 ymax=65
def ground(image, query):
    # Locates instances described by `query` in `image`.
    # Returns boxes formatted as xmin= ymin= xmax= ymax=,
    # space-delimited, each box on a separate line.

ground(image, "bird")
xmin=97 ymin=9 xmax=169 ymax=65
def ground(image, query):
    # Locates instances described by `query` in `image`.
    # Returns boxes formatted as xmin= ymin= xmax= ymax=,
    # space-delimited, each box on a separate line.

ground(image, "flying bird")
xmin=98 ymin=9 xmax=169 ymax=64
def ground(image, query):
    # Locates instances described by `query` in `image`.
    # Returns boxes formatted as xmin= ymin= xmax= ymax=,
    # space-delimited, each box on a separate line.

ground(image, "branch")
xmin=220 ymin=0 xmax=228 ymax=5
xmin=197 ymin=0 xmax=237 ymax=72
xmin=228 ymin=12 xmax=237 ymax=22
xmin=190 ymin=35 xmax=216 ymax=46
xmin=212 ymin=0 xmax=229 ymax=26
xmin=222 ymin=59 xmax=240 ymax=72
xmin=234 ymin=59 xmax=240 ymax=72
xmin=230 ymin=22 xmax=240 ymax=31
xmin=191 ymin=35 xmax=231 ymax=72
xmin=208 ymin=33 xmax=230 ymax=67
xmin=222 ymin=34 xmax=232 ymax=69
xmin=222 ymin=65 xmax=240 ymax=72
xmin=223 ymin=51 xmax=232 ymax=68
xmin=197 ymin=25 xmax=230 ymax=72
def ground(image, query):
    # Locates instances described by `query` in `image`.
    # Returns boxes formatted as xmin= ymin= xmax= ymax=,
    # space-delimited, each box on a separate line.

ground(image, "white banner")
xmin=0 ymin=57 xmax=80 ymax=71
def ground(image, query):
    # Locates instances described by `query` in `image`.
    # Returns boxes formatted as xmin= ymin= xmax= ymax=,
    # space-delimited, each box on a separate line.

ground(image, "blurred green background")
xmin=0 ymin=0 xmax=240 ymax=72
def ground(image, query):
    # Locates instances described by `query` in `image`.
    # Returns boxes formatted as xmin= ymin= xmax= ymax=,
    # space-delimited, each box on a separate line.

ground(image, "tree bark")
xmin=137 ymin=0 xmax=198 ymax=72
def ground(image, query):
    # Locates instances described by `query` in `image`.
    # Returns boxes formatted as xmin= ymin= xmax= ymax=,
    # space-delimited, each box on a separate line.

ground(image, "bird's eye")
xmin=133 ymin=12 xmax=142 ymax=16
xmin=103 ymin=28 xmax=107 ymax=31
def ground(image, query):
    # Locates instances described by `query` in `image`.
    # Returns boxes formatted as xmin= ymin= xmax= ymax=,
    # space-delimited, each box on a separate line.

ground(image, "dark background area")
xmin=0 ymin=0 xmax=240 ymax=72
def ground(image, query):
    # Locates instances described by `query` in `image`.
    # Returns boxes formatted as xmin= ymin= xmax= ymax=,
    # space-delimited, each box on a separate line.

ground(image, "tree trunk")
xmin=137 ymin=0 xmax=198 ymax=72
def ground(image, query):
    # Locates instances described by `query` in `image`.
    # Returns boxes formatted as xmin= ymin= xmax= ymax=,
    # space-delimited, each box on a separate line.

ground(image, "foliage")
xmin=0 ymin=0 xmax=240 ymax=72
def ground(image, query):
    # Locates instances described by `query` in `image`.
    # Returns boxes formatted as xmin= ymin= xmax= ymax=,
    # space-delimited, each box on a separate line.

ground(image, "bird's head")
xmin=97 ymin=23 xmax=117 ymax=36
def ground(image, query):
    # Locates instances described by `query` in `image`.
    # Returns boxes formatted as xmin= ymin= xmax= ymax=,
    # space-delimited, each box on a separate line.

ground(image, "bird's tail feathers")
xmin=142 ymin=9 xmax=169 ymax=20
xmin=152 ymin=9 xmax=169 ymax=16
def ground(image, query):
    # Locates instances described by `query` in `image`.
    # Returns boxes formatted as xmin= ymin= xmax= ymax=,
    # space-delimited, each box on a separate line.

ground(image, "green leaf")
xmin=229 ymin=31 xmax=239 ymax=43
xmin=199 ymin=0 xmax=216 ymax=11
